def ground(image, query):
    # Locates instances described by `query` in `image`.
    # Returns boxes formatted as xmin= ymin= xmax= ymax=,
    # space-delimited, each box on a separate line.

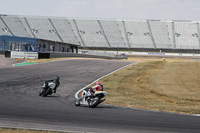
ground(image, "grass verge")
xmin=25 ymin=57 xmax=71 ymax=63
xmin=0 ymin=128 xmax=61 ymax=133
xmin=95 ymin=58 xmax=200 ymax=114
xmin=23 ymin=57 xmax=106 ymax=64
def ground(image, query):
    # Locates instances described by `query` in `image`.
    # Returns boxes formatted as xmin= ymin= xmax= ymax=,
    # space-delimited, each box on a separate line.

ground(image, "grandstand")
xmin=0 ymin=14 xmax=200 ymax=53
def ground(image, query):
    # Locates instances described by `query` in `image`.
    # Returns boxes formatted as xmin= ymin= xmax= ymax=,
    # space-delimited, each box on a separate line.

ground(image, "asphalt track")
xmin=0 ymin=56 xmax=200 ymax=133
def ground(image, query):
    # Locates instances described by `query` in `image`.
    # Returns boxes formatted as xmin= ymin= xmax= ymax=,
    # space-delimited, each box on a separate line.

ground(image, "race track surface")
xmin=0 ymin=56 xmax=200 ymax=133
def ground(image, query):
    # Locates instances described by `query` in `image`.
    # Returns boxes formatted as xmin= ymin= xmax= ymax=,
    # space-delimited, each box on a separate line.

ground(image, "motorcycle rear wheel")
xmin=88 ymin=97 xmax=100 ymax=108
xmin=43 ymin=88 xmax=52 ymax=97
xmin=39 ymin=91 xmax=43 ymax=96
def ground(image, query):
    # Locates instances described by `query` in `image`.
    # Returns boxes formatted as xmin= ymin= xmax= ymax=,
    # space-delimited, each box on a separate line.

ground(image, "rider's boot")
xmin=53 ymin=89 xmax=56 ymax=93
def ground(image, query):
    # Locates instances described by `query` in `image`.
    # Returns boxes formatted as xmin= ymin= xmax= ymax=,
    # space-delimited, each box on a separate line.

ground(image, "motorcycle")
xmin=39 ymin=76 xmax=60 ymax=97
xmin=75 ymin=88 xmax=107 ymax=108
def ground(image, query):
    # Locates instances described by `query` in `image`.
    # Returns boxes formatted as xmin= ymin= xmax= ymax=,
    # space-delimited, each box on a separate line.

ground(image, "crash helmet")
xmin=96 ymin=82 xmax=101 ymax=85
xmin=55 ymin=76 xmax=59 ymax=81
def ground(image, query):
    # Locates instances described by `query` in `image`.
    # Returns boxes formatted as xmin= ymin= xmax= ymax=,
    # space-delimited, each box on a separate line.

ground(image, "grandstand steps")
xmin=122 ymin=21 xmax=131 ymax=48
xmin=97 ymin=20 xmax=111 ymax=48
xmin=72 ymin=19 xmax=86 ymax=47
xmin=147 ymin=21 xmax=156 ymax=48
xmin=197 ymin=23 xmax=200 ymax=49
xmin=48 ymin=18 xmax=64 ymax=42
xmin=23 ymin=17 xmax=36 ymax=38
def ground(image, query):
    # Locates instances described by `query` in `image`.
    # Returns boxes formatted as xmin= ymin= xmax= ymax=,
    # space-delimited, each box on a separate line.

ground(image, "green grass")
xmin=14 ymin=62 xmax=37 ymax=66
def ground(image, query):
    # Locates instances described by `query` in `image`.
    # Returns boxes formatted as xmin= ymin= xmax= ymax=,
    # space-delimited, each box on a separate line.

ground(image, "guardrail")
xmin=7 ymin=51 xmax=127 ymax=59
xmin=79 ymin=49 xmax=200 ymax=57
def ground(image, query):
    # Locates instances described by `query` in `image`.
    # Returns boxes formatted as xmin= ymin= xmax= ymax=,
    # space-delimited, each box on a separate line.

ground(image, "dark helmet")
xmin=55 ymin=76 xmax=59 ymax=81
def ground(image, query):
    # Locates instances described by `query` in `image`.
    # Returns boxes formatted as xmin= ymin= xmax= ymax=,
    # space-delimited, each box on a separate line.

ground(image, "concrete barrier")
xmin=47 ymin=52 xmax=127 ymax=59
xmin=6 ymin=51 xmax=127 ymax=60
xmin=4 ymin=51 xmax=10 ymax=58
xmin=0 ymin=50 xmax=6 ymax=55
xmin=38 ymin=53 xmax=50 ymax=59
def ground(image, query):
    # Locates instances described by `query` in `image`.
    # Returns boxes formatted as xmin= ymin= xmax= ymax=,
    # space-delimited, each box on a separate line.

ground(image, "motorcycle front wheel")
xmin=88 ymin=97 xmax=100 ymax=108
xmin=39 ymin=91 xmax=43 ymax=96
xmin=75 ymin=99 xmax=81 ymax=106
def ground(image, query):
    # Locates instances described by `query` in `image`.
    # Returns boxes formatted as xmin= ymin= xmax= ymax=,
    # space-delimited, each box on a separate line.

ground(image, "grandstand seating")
xmin=50 ymin=18 xmax=79 ymax=45
xmin=166 ymin=22 xmax=174 ymax=49
xmin=0 ymin=17 xmax=14 ymax=36
xmin=19 ymin=17 xmax=35 ymax=38
xmin=66 ymin=19 xmax=83 ymax=46
xmin=74 ymin=19 xmax=108 ymax=47
xmin=124 ymin=20 xmax=154 ymax=48
xmin=1 ymin=16 xmax=30 ymax=38
xmin=174 ymin=22 xmax=199 ymax=49
xmin=25 ymin=17 xmax=61 ymax=42
xmin=0 ymin=15 xmax=200 ymax=51
xmin=100 ymin=20 xmax=127 ymax=48
xmin=149 ymin=21 xmax=171 ymax=49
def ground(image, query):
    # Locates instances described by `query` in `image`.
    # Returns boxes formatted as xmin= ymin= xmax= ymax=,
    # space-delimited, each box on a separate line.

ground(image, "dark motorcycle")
xmin=39 ymin=76 xmax=60 ymax=97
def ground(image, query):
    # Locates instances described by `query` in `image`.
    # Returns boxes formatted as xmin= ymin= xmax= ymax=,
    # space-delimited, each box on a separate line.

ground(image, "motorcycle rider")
xmin=43 ymin=76 xmax=60 ymax=93
xmin=76 ymin=82 xmax=107 ymax=107
xmin=91 ymin=82 xmax=103 ymax=91
xmin=52 ymin=76 xmax=60 ymax=93
xmin=81 ymin=82 xmax=103 ymax=100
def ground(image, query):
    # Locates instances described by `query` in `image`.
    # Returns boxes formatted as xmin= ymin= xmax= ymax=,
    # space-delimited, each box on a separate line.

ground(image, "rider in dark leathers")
xmin=42 ymin=76 xmax=60 ymax=94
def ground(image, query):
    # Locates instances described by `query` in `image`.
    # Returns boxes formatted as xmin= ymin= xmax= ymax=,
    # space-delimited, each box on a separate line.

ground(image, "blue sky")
xmin=0 ymin=0 xmax=200 ymax=20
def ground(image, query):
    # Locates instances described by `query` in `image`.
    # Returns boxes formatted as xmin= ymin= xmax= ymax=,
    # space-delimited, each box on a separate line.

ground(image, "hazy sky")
xmin=0 ymin=0 xmax=200 ymax=20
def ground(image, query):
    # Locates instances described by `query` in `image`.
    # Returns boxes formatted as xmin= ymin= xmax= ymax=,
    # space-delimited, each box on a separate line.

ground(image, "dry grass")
xmin=97 ymin=57 xmax=200 ymax=114
xmin=24 ymin=57 xmax=106 ymax=63
xmin=25 ymin=57 xmax=74 ymax=63
xmin=0 ymin=128 xmax=60 ymax=133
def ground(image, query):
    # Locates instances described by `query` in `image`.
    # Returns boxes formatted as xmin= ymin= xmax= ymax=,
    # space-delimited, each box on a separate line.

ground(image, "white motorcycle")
xmin=75 ymin=88 xmax=107 ymax=108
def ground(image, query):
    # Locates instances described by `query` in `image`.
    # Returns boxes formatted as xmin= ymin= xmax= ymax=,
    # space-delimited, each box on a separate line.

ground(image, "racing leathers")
xmin=91 ymin=84 xmax=102 ymax=91
xmin=81 ymin=84 xmax=103 ymax=101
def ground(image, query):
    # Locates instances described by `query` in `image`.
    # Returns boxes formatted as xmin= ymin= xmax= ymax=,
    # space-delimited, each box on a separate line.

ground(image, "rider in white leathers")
xmin=81 ymin=82 xmax=103 ymax=100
